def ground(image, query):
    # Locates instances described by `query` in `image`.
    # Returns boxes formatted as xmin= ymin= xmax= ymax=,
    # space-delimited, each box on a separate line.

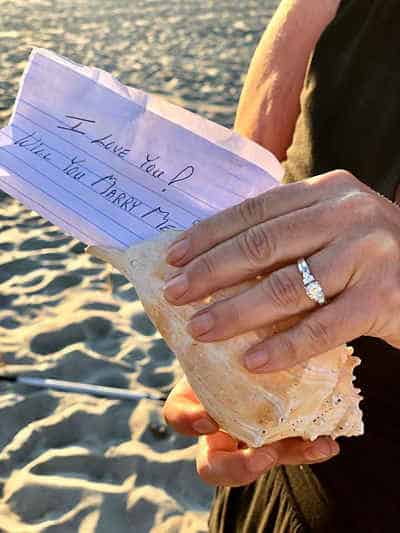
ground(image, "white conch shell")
xmin=88 ymin=231 xmax=363 ymax=447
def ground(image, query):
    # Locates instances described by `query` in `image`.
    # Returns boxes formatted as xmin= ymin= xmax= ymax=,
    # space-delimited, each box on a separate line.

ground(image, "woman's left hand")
xmin=163 ymin=169 xmax=400 ymax=373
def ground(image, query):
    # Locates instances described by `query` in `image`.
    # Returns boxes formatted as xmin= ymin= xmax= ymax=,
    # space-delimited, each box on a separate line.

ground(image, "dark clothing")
xmin=209 ymin=1 xmax=400 ymax=531
xmin=285 ymin=0 xmax=400 ymax=201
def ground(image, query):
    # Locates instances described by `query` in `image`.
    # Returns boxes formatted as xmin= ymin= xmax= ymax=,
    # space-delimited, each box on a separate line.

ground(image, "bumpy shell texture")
xmin=88 ymin=231 xmax=364 ymax=447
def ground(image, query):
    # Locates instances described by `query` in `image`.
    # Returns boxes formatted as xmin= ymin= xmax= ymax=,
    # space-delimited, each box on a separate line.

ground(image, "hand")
xmin=163 ymin=170 xmax=400 ymax=373
xmin=164 ymin=378 xmax=340 ymax=487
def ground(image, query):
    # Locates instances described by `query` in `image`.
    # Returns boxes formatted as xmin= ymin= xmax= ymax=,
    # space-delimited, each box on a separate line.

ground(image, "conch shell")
xmin=88 ymin=231 xmax=363 ymax=447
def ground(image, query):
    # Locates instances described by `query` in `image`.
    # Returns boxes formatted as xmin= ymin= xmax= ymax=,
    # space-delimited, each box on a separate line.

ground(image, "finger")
xmin=197 ymin=432 xmax=277 ymax=487
xmin=244 ymin=286 xmax=372 ymax=373
xmin=163 ymin=377 xmax=219 ymax=436
xmin=164 ymin=197 xmax=346 ymax=305
xmin=271 ymin=436 xmax=340 ymax=464
xmin=202 ymin=431 xmax=240 ymax=452
xmin=197 ymin=434 xmax=339 ymax=487
xmin=166 ymin=170 xmax=362 ymax=266
xmin=204 ymin=433 xmax=339 ymax=461
xmin=187 ymin=242 xmax=356 ymax=341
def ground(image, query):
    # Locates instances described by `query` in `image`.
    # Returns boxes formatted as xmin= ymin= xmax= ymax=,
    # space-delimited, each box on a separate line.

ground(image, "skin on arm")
xmin=234 ymin=0 xmax=342 ymax=161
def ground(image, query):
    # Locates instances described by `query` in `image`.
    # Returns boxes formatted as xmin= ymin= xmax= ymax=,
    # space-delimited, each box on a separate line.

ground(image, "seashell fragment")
xmin=88 ymin=231 xmax=364 ymax=447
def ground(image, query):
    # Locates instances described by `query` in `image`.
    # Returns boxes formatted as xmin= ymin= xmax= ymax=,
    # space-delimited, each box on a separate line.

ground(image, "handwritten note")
xmin=0 ymin=48 xmax=283 ymax=249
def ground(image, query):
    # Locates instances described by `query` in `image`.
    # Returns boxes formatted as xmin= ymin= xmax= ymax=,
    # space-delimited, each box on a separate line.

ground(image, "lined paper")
xmin=0 ymin=48 xmax=283 ymax=249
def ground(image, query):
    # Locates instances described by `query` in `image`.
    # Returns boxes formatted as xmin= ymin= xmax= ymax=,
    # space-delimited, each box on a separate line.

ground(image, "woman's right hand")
xmin=163 ymin=378 xmax=340 ymax=487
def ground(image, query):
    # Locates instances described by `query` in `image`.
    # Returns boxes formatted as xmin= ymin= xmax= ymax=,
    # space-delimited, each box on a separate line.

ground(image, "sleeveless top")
xmin=209 ymin=1 xmax=400 ymax=531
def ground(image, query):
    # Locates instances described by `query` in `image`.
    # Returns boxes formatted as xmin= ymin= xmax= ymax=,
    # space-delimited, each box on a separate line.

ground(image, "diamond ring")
xmin=297 ymin=258 xmax=326 ymax=305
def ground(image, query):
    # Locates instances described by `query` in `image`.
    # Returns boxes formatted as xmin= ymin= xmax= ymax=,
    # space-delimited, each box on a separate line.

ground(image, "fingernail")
xmin=164 ymin=273 xmax=189 ymax=301
xmin=192 ymin=418 xmax=218 ymax=434
xmin=244 ymin=350 xmax=269 ymax=370
xmin=167 ymin=238 xmax=189 ymax=264
xmin=188 ymin=312 xmax=214 ymax=337
xmin=304 ymin=439 xmax=339 ymax=462
xmin=247 ymin=450 xmax=276 ymax=473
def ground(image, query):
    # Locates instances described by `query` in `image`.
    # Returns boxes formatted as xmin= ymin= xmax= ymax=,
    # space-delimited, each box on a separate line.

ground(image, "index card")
xmin=0 ymin=48 xmax=283 ymax=249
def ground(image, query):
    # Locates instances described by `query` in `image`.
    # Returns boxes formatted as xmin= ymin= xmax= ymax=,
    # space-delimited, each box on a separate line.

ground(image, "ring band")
xmin=297 ymin=258 xmax=326 ymax=305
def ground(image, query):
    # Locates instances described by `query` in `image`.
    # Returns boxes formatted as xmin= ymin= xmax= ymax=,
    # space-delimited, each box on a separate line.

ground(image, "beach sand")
xmin=0 ymin=1 xmax=277 ymax=531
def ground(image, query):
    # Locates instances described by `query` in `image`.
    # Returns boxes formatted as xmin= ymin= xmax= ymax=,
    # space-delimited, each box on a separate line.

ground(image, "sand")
xmin=0 ymin=1 xmax=277 ymax=531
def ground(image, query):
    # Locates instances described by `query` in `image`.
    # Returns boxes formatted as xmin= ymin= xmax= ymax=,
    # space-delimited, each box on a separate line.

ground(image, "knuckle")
xmin=372 ymin=230 xmax=399 ymax=257
xmin=162 ymin=399 xmax=193 ymax=434
xmin=334 ymin=192 xmax=380 ymax=225
xmin=350 ymin=192 xmax=380 ymax=218
xmin=196 ymin=461 xmax=212 ymax=484
xmin=360 ymin=192 xmax=382 ymax=218
xmin=194 ymin=252 xmax=216 ymax=278
xmin=221 ymin=299 xmax=243 ymax=331
xmin=238 ymin=225 xmax=274 ymax=266
xmin=364 ymin=229 xmax=384 ymax=251
xmin=331 ymin=169 xmax=357 ymax=186
xmin=265 ymin=269 xmax=302 ymax=308
xmin=316 ymin=169 xmax=357 ymax=191
xmin=237 ymin=194 xmax=269 ymax=226
xmin=162 ymin=398 xmax=176 ymax=424
xmin=191 ymin=217 xmax=219 ymax=251
xmin=162 ymin=407 xmax=181 ymax=431
xmin=312 ymin=170 xmax=363 ymax=200
xmin=359 ymin=229 xmax=399 ymax=258
xmin=303 ymin=319 xmax=331 ymax=350
xmin=200 ymin=216 xmax=219 ymax=240
xmin=196 ymin=455 xmax=216 ymax=485
xmin=276 ymin=334 xmax=300 ymax=366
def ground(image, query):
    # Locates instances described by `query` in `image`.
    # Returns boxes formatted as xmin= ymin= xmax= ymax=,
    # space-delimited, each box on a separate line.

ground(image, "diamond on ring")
xmin=297 ymin=258 xmax=326 ymax=305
